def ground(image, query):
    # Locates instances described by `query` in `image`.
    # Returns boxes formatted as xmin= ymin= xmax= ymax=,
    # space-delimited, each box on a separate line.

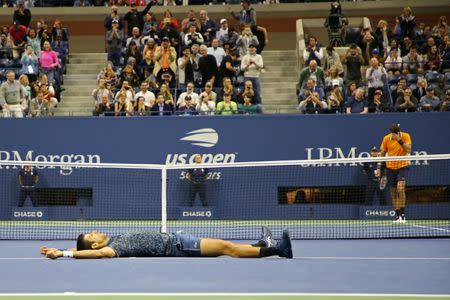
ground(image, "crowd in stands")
xmin=0 ymin=0 xmax=68 ymax=117
xmin=95 ymin=0 xmax=269 ymax=116
xmin=297 ymin=6 xmax=450 ymax=114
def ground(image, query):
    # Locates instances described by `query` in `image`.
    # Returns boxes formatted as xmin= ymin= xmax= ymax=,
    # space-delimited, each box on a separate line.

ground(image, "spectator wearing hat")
xmin=371 ymin=89 xmax=390 ymax=112
xmin=177 ymin=95 xmax=198 ymax=115
xmin=395 ymin=87 xmax=417 ymax=112
xmin=323 ymin=46 xmax=343 ymax=76
xmin=241 ymin=42 xmax=263 ymax=95
xmin=371 ymin=48 xmax=384 ymax=64
xmin=342 ymin=44 xmax=364 ymax=86
xmin=229 ymin=0 xmax=257 ymax=27
xmin=439 ymin=89 xmax=450 ymax=112
xmin=216 ymin=19 xmax=229 ymax=41
xmin=345 ymin=88 xmax=368 ymax=114
xmin=106 ymin=19 xmax=124 ymax=68
xmin=362 ymin=147 xmax=387 ymax=206
xmin=153 ymin=37 xmax=177 ymax=84
xmin=366 ymin=57 xmax=387 ymax=108
xmin=13 ymin=1 xmax=31 ymax=28
xmin=177 ymin=82 xmax=199 ymax=108
xmin=325 ymin=67 xmax=343 ymax=92
xmin=419 ymin=87 xmax=440 ymax=111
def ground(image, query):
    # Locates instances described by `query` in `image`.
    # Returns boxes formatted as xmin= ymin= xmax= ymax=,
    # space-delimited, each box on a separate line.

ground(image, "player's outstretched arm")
xmin=44 ymin=247 xmax=116 ymax=259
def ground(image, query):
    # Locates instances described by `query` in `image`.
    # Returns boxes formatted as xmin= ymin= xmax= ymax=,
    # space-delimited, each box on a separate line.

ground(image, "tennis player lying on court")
xmin=40 ymin=227 xmax=293 ymax=259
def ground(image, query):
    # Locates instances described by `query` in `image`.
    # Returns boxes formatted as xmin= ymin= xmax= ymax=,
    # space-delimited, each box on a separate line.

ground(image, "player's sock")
xmin=259 ymin=247 xmax=279 ymax=257
xmin=395 ymin=209 xmax=401 ymax=219
xmin=400 ymin=207 xmax=405 ymax=219
xmin=252 ymin=240 xmax=266 ymax=247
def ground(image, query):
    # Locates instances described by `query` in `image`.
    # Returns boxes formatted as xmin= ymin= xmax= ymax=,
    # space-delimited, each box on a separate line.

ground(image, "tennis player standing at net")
xmin=380 ymin=123 xmax=412 ymax=223
xmin=40 ymin=227 xmax=292 ymax=259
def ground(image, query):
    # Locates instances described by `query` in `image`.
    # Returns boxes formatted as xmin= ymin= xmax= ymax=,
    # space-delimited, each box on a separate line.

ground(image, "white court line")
xmin=0 ymin=292 xmax=450 ymax=297
xmin=0 ymin=256 xmax=450 ymax=261
xmin=411 ymin=225 xmax=450 ymax=233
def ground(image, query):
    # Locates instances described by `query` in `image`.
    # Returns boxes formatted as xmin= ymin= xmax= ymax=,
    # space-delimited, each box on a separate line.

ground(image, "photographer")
xmin=184 ymin=24 xmax=204 ymax=47
xmin=358 ymin=28 xmax=379 ymax=64
xmin=303 ymin=36 xmax=323 ymax=67
xmin=181 ymin=10 xmax=201 ymax=35
xmin=342 ymin=44 xmax=364 ymax=86
xmin=115 ymin=80 xmax=135 ymax=105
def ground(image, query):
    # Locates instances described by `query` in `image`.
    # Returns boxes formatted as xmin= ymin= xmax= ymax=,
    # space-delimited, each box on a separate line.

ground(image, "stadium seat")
xmin=406 ymin=73 xmax=419 ymax=85
xmin=425 ymin=72 xmax=439 ymax=84
xmin=445 ymin=72 xmax=450 ymax=85
xmin=345 ymin=28 xmax=361 ymax=45
xmin=0 ymin=58 xmax=10 ymax=68
xmin=387 ymin=74 xmax=401 ymax=85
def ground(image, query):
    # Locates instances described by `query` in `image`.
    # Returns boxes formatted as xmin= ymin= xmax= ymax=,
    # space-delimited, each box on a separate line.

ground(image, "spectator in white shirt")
xmin=216 ymin=19 xmax=229 ymax=41
xmin=240 ymin=42 xmax=264 ymax=95
xmin=134 ymin=82 xmax=155 ymax=110
xmin=177 ymin=82 xmax=200 ymax=108
xmin=184 ymin=24 xmax=204 ymax=47
xmin=207 ymin=38 xmax=226 ymax=67
xmin=365 ymin=57 xmax=387 ymax=107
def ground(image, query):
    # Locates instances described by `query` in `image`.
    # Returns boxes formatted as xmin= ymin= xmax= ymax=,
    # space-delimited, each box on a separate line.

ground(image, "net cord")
xmin=0 ymin=153 xmax=449 ymax=170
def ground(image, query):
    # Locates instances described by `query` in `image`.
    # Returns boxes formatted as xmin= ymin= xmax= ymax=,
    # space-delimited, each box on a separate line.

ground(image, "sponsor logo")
xmin=0 ymin=150 xmax=101 ymax=175
xmin=180 ymin=128 xmax=219 ymax=148
xmin=13 ymin=211 xmax=44 ymax=218
xmin=365 ymin=210 xmax=396 ymax=217
xmin=182 ymin=211 xmax=213 ymax=218
xmin=304 ymin=147 xmax=429 ymax=166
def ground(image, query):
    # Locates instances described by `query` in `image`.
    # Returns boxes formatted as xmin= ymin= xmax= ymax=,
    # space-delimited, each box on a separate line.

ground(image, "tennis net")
xmin=0 ymin=154 xmax=449 ymax=240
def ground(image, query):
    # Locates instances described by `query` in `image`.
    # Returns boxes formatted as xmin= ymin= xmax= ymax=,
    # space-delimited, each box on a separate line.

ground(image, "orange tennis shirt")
xmin=380 ymin=131 xmax=412 ymax=170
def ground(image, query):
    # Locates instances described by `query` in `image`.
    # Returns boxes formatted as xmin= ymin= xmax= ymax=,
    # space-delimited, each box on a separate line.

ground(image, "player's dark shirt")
xmin=19 ymin=169 xmax=38 ymax=187
xmin=188 ymin=168 xmax=208 ymax=184
xmin=107 ymin=231 xmax=171 ymax=257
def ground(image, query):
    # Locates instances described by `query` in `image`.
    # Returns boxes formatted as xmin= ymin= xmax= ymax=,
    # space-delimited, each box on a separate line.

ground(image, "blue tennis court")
xmin=0 ymin=238 xmax=449 ymax=297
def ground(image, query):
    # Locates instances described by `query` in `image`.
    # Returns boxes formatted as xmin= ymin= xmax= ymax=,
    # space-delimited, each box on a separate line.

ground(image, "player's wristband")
xmin=63 ymin=250 xmax=74 ymax=258
xmin=398 ymin=140 xmax=404 ymax=146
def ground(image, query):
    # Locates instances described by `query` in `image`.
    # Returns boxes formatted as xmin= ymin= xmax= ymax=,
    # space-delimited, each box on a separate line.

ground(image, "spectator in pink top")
xmin=39 ymin=41 xmax=60 ymax=86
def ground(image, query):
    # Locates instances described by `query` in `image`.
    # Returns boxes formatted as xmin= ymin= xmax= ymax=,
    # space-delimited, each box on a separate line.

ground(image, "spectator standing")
xmin=229 ymin=0 xmax=257 ymax=27
xmin=208 ymin=38 xmax=226 ymax=68
xmin=199 ymin=10 xmax=217 ymax=46
xmin=177 ymin=47 xmax=196 ymax=90
xmin=365 ymin=57 xmax=387 ymax=110
xmin=181 ymin=10 xmax=201 ymax=36
xmin=198 ymin=45 xmax=218 ymax=87
xmin=26 ymin=28 xmax=40 ymax=58
xmin=236 ymin=25 xmax=258 ymax=58
xmin=218 ymin=49 xmax=237 ymax=85
xmin=13 ymin=0 xmax=31 ymax=28
xmin=0 ymin=70 xmax=26 ymax=118
xmin=184 ymin=24 xmax=204 ymax=47
xmin=216 ymin=19 xmax=229 ymax=41
xmin=142 ymin=12 xmax=159 ymax=38
xmin=153 ymin=37 xmax=177 ymax=84
xmin=303 ymin=36 xmax=323 ymax=67
xmin=9 ymin=21 xmax=27 ymax=59
xmin=21 ymin=45 xmax=39 ymax=84
xmin=104 ymin=6 xmax=125 ymax=31
xmin=39 ymin=41 xmax=60 ymax=86
xmin=106 ymin=19 xmax=124 ymax=67
xmin=399 ymin=6 xmax=415 ymax=39
xmin=342 ymin=44 xmax=364 ymax=86
xmin=323 ymin=46 xmax=344 ymax=76
xmin=124 ymin=0 xmax=156 ymax=36
xmin=241 ymin=43 xmax=263 ymax=95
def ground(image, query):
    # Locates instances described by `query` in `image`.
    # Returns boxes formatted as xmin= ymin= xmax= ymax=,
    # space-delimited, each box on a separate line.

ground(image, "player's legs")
xmin=387 ymin=169 xmax=402 ymax=222
xmin=200 ymin=239 xmax=262 ymax=258
xmin=396 ymin=167 xmax=408 ymax=221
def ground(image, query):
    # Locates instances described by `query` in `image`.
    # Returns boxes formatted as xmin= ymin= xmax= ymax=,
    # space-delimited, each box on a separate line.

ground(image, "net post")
xmin=161 ymin=166 xmax=167 ymax=234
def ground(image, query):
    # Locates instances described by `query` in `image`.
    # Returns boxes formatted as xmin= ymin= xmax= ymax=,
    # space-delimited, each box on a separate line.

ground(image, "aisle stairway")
xmin=55 ymin=53 xmax=107 ymax=116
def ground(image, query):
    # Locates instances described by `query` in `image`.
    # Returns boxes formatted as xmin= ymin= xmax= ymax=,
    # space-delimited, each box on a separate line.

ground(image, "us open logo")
xmin=180 ymin=128 xmax=219 ymax=148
